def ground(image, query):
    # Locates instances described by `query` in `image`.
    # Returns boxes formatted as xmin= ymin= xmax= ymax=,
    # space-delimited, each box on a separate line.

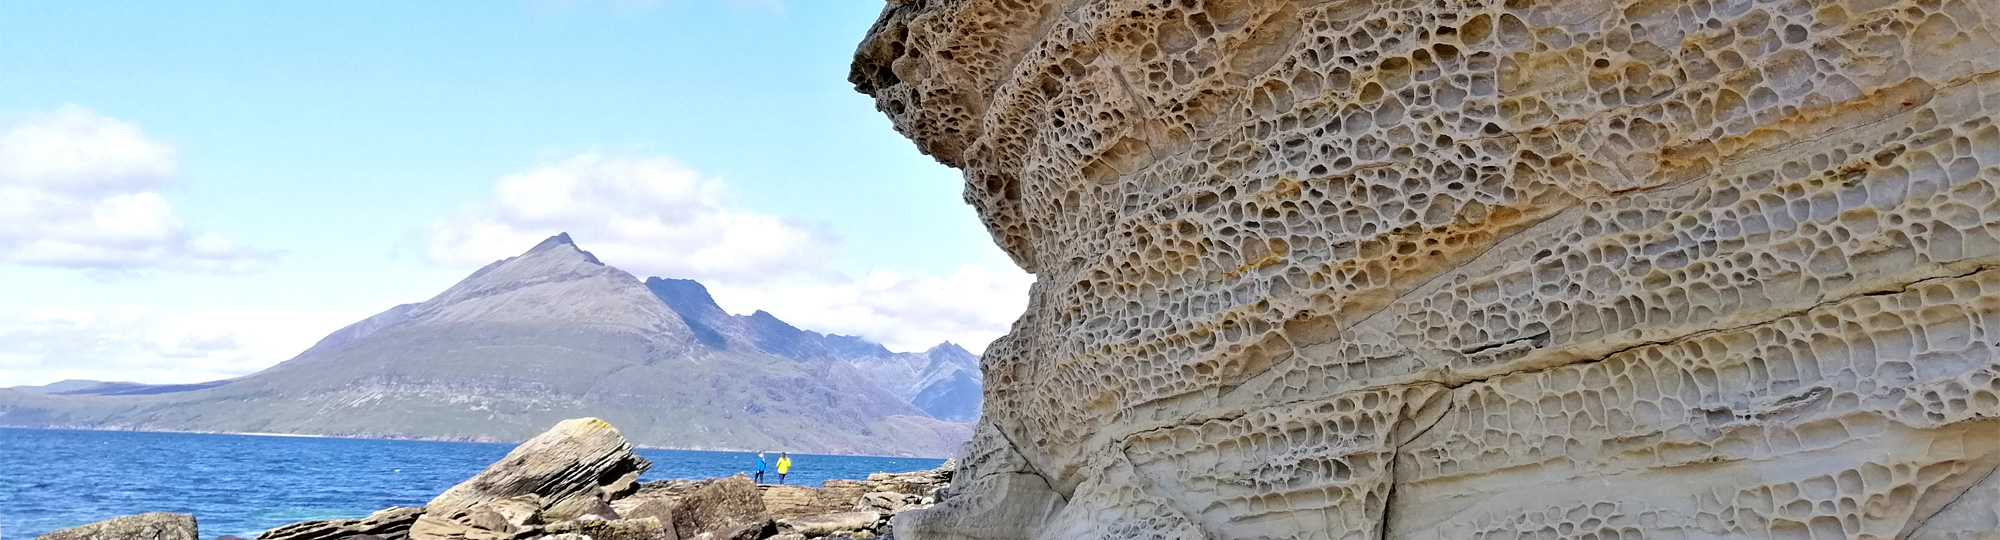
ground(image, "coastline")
xmin=0 ymin=425 xmax=956 ymax=460
xmin=20 ymin=418 xmax=957 ymax=540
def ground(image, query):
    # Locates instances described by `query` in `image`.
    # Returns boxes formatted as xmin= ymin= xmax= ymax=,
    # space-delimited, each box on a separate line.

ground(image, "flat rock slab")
xmin=776 ymin=511 xmax=881 ymax=537
xmin=257 ymin=507 xmax=422 ymax=540
xmin=37 ymin=513 xmax=196 ymax=540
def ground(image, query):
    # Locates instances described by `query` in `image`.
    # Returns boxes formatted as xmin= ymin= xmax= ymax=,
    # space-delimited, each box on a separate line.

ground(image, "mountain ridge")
xmin=0 ymin=234 xmax=982 ymax=456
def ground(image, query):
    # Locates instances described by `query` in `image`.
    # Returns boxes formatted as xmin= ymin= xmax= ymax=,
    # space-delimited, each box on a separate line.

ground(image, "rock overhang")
xmin=855 ymin=0 xmax=2000 ymax=538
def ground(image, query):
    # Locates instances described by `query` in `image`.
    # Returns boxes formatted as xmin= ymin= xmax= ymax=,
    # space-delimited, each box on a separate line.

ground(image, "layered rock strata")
xmin=852 ymin=0 xmax=2000 ymax=538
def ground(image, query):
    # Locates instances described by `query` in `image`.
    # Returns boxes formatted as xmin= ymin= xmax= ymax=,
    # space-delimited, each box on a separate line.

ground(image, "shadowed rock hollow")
xmin=853 ymin=0 xmax=2000 ymax=538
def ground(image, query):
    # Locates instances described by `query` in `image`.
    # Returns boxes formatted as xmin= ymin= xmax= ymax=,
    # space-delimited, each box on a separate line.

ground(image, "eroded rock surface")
xmin=36 ymin=513 xmax=198 ymax=540
xmin=853 ymin=0 xmax=2000 ymax=538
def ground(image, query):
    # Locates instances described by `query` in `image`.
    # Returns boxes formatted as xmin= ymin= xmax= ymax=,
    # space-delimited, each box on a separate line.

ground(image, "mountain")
xmin=642 ymin=277 xmax=984 ymax=421
xmin=841 ymin=342 xmax=983 ymax=422
xmin=6 ymin=379 xmax=234 ymax=396
xmin=8 ymin=380 xmax=112 ymax=395
xmin=0 ymin=234 xmax=977 ymax=457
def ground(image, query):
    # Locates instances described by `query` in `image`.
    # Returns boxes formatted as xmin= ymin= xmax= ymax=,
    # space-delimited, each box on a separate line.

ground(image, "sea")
xmin=0 ymin=428 xmax=946 ymax=540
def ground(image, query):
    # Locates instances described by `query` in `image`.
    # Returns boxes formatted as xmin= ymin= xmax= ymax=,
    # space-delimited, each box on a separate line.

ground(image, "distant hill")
xmin=12 ymin=380 xmax=237 ymax=396
xmin=0 ymin=234 xmax=983 ymax=457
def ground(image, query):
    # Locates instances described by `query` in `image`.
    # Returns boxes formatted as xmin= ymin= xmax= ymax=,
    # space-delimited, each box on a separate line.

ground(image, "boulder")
xmin=774 ymin=512 xmax=880 ymax=538
xmin=690 ymin=519 xmax=773 ymax=540
xmin=755 ymin=485 xmax=820 ymax=518
xmin=258 ymin=507 xmax=423 ymax=540
xmin=411 ymin=418 xmax=652 ymax=540
xmin=667 ymin=475 xmax=766 ymax=539
xmin=616 ymin=499 xmax=680 ymax=531
xmin=36 ymin=513 xmax=197 ymax=540
xmin=541 ymin=517 xmax=671 ymax=540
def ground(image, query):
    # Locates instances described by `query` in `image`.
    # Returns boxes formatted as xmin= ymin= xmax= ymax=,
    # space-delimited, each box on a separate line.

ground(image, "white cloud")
xmin=0 ymin=106 xmax=270 ymax=273
xmin=427 ymin=153 xmax=837 ymax=284
xmin=708 ymin=265 xmax=1033 ymax=353
xmin=429 ymin=153 xmax=1033 ymax=353
xmin=0 ymin=305 xmax=362 ymax=387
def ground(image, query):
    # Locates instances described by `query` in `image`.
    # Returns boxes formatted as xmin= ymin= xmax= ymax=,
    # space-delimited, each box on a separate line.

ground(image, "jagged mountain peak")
xmin=821 ymin=334 xmax=895 ymax=359
xmin=524 ymin=232 xmax=603 ymax=264
xmin=925 ymin=341 xmax=974 ymax=358
xmin=645 ymin=278 xmax=728 ymax=318
xmin=400 ymin=234 xmax=681 ymax=331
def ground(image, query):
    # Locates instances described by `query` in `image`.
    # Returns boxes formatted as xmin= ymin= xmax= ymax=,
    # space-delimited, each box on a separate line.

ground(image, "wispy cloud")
xmin=0 ymin=106 xmax=271 ymax=275
xmin=707 ymin=265 xmax=1032 ymax=352
xmin=426 ymin=153 xmax=1031 ymax=353
xmin=0 ymin=305 xmax=361 ymax=387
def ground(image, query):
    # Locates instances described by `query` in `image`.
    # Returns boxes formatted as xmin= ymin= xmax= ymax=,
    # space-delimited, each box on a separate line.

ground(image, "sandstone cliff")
xmin=853 ymin=0 xmax=2000 ymax=538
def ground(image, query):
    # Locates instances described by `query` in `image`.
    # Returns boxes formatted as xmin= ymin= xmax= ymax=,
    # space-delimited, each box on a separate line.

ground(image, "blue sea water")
xmin=0 ymin=428 xmax=944 ymax=540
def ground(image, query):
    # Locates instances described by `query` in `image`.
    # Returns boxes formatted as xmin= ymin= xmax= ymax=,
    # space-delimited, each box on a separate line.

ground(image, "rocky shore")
xmin=37 ymin=419 xmax=953 ymax=540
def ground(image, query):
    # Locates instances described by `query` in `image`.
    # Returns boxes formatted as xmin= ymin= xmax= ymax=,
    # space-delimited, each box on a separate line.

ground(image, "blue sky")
xmin=0 ymin=1 xmax=1030 ymax=386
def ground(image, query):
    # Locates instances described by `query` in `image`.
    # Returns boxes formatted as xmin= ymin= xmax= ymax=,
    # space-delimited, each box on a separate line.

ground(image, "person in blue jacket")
xmin=754 ymin=451 xmax=768 ymax=484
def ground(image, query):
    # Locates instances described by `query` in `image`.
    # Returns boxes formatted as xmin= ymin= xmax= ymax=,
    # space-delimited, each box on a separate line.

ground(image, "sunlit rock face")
xmin=853 ymin=0 xmax=2000 ymax=538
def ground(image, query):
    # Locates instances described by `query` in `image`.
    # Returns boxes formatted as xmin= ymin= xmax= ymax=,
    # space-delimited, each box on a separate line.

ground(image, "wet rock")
xmin=36 ymin=513 xmax=197 ymax=540
xmin=411 ymin=418 xmax=652 ymax=540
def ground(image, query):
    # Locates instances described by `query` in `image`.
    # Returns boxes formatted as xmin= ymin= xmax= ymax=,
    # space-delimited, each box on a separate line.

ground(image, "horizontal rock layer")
xmin=853 ymin=0 xmax=2000 ymax=538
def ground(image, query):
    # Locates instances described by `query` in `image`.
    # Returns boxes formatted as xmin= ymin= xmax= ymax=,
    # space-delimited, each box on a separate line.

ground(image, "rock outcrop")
xmin=853 ymin=0 xmax=2000 ymax=538
xmin=36 ymin=513 xmax=198 ymax=540
xmin=36 ymin=420 xmax=952 ymax=540
xmin=257 ymin=507 xmax=422 ymax=540
xmin=413 ymin=418 xmax=652 ymax=540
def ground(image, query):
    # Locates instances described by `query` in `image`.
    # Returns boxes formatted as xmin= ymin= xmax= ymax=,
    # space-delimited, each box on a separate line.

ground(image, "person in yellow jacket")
xmin=775 ymin=452 xmax=793 ymax=484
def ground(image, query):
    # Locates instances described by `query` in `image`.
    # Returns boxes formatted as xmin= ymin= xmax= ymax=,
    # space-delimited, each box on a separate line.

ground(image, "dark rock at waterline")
xmin=256 ymin=507 xmax=422 ymax=540
xmin=35 ymin=512 xmax=197 ymax=540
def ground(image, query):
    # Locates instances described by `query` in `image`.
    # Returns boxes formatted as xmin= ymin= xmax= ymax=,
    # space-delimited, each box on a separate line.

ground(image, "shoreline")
xmin=25 ymin=418 xmax=957 ymax=540
xmin=0 ymin=424 xmax=957 ymax=460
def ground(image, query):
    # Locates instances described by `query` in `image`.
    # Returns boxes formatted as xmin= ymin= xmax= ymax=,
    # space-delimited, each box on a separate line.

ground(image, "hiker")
xmin=776 ymin=452 xmax=793 ymax=484
xmin=754 ymin=451 xmax=767 ymax=484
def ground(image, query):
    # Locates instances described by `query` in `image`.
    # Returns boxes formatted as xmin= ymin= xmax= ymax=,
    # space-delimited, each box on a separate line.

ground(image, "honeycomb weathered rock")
xmin=852 ymin=0 xmax=2000 ymax=538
